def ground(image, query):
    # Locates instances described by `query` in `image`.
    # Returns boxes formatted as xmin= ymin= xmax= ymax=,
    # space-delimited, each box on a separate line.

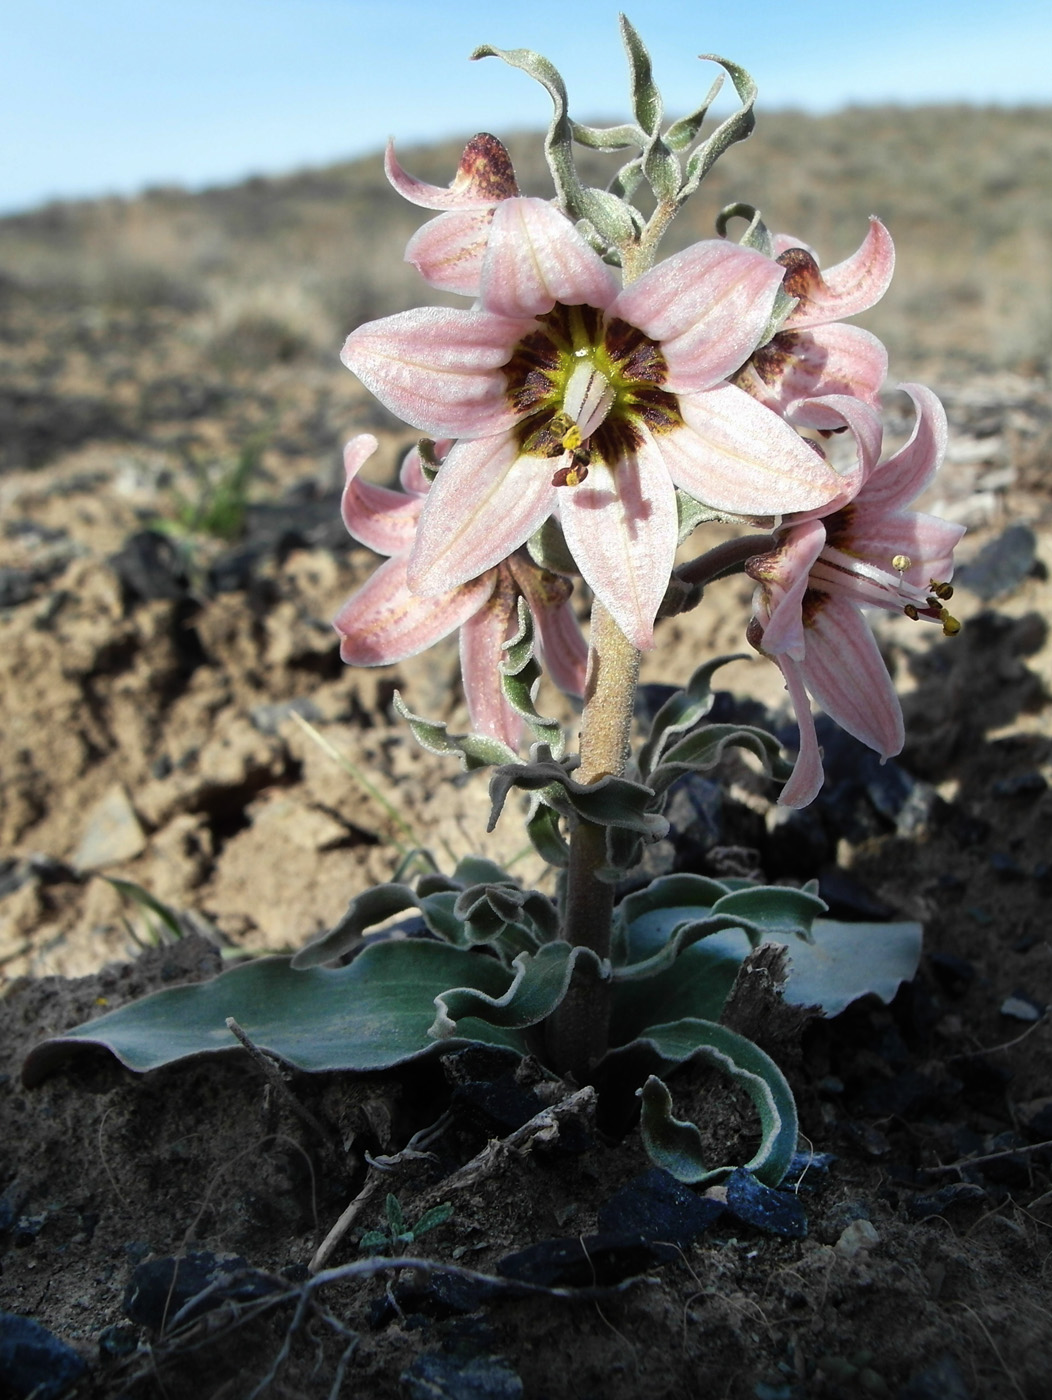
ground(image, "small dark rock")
xmin=98 ymin=1323 xmax=139 ymax=1362
xmin=896 ymin=1351 xmax=974 ymax=1400
xmin=927 ymin=952 xmax=976 ymax=996
xmin=905 ymin=1183 xmax=986 ymax=1220
xmin=109 ymin=529 xmax=190 ymax=604
xmin=401 ymin=1350 xmax=524 ymax=1400
xmin=724 ymin=1168 xmax=808 ymax=1239
xmin=123 ymin=1251 xmax=277 ymax=1330
xmin=780 ymin=1152 xmax=836 ymax=1191
xmin=0 ymin=1310 xmax=88 ymax=1400
xmin=955 ymin=523 xmax=1037 ymax=601
xmin=992 ymin=770 xmax=1047 ymax=798
xmin=496 ymin=1233 xmax=676 ymax=1288
xmin=989 ymin=851 xmax=1028 ymax=882
xmin=817 ymin=866 xmax=895 ymax=921
xmin=597 ymin=1168 xmax=725 ymax=1247
xmin=249 ymin=696 xmax=322 ymax=735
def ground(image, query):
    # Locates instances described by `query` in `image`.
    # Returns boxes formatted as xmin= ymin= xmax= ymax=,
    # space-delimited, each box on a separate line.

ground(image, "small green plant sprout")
xmin=26 ymin=17 xmax=958 ymax=1195
xmin=159 ymin=430 xmax=268 ymax=545
xmin=358 ymin=1195 xmax=454 ymax=1255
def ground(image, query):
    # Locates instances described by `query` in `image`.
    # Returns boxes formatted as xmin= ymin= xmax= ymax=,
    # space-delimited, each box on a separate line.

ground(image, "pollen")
xmin=552 ymin=463 xmax=589 ymax=487
xmin=892 ymin=553 xmax=912 ymax=573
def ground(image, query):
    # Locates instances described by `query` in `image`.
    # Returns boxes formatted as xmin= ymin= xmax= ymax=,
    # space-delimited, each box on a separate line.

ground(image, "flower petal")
xmin=341 ymin=436 xmax=422 ymax=556
xmin=855 ymin=383 xmax=947 ymax=514
xmin=614 ymin=241 xmax=784 ymax=391
xmin=659 ymin=384 xmax=849 ymax=517
xmin=407 ymin=435 xmax=557 ymax=596
xmin=776 ymin=656 xmax=825 ymax=809
xmin=799 ymin=596 xmax=904 ymax=758
xmin=738 ymin=324 xmax=888 ymax=414
xmin=507 ymin=555 xmax=588 ymax=697
xmin=385 ymin=133 xmax=517 ymax=211
xmin=334 ymin=554 xmax=494 ymax=665
xmin=782 ymin=218 xmax=895 ymax=330
xmin=749 ymin=519 xmax=827 ymax=661
xmin=480 ymin=197 xmax=619 ymax=319
xmin=459 ymin=570 xmax=524 ymax=748
xmin=559 ymin=446 xmax=678 ymax=650
xmin=342 ymin=307 xmax=529 ymax=439
xmin=405 ymin=209 xmax=493 ymax=296
xmin=840 ymin=509 xmax=965 ymax=590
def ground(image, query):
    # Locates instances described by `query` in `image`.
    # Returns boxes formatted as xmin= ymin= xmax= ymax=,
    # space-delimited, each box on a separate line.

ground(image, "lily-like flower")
xmin=342 ymin=197 xmax=855 ymax=649
xmin=746 ymin=385 xmax=964 ymax=808
xmin=334 ymin=434 xmax=588 ymax=749
xmin=735 ymin=219 xmax=895 ymax=415
xmin=386 ymin=134 xmax=518 ymax=296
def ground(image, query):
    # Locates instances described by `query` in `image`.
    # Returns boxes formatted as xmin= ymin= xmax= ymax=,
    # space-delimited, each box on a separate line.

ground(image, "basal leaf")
xmin=23 ymin=941 xmax=524 ymax=1084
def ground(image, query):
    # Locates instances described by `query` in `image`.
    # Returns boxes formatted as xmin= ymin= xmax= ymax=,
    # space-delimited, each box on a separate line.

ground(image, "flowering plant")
xmin=26 ymin=19 xmax=960 ymax=1196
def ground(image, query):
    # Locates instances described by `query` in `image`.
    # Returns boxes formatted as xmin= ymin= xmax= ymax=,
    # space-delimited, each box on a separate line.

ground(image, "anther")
xmin=892 ymin=554 xmax=912 ymax=573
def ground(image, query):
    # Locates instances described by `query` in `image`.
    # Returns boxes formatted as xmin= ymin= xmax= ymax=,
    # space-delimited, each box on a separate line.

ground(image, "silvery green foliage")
xmin=473 ymin=16 xmax=757 ymax=262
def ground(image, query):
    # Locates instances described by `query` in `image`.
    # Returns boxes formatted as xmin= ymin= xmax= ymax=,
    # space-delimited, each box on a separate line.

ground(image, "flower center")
xmin=502 ymin=303 xmax=682 ymax=475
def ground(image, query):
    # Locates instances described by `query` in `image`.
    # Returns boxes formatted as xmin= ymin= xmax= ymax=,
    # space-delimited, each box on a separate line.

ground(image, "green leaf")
xmin=664 ymin=72 xmax=724 ymax=151
xmin=499 ymin=599 xmax=564 ymax=757
xmin=526 ymin=516 xmax=577 ymax=577
xmin=489 ymin=750 xmax=667 ymax=839
xmin=525 ymin=801 xmax=569 ymax=867
xmin=649 ymin=723 xmax=793 ymax=795
xmin=637 ymin=656 xmax=747 ymax=778
xmin=569 ymin=119 xmax=643 ymax=151
xmin=431 ymin=943 xmax=602 ymax=1038
xmin=620 ymin=14 xmax=662 ymax=136
xmin=291 ymin=883 xmax=421 ymax=968
xmin=681 ymin=56 xmax=757 ymax=198
xmin=774 ymin=917 xmax=923 ymax=1016
xmin=710 ymin=886 xmax=827 ymax=946
xmin=23 ymin=941 xmax=525 ymax=1084
xmin=385 ymin=1194 xmax=405 ymax=1236
xmin=714 ymin=201 xmax=774 ymax=257
xmin=471 ymin=43 xmax=586 ymax=223
xmin=394 ymin=691 xmax=518 ymax=771
xmin=413 ymin=1203 xmax=454 ymax=1237
xmin=634 ymin=1016 xmax=797 ymax=1186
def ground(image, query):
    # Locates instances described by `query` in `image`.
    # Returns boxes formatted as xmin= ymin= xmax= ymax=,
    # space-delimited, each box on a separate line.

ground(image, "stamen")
xmin=929 ymin=579 xmax=954 ymax=600
xmin=892 ymin=554 xmax=912 ymax=573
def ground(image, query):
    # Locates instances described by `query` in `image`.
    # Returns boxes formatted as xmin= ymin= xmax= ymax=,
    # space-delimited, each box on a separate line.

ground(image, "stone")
xmin=73 ymin=784 xmax=147 ymax=872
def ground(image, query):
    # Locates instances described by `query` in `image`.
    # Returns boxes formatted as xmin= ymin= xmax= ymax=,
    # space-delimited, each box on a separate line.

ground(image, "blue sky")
xmin=3 ymin=0 xmax=1051 ymax=214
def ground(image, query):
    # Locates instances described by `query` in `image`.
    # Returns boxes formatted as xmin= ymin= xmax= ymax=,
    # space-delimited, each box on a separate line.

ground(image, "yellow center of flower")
xmin=502 ymin=304 xmax=682 ymax=476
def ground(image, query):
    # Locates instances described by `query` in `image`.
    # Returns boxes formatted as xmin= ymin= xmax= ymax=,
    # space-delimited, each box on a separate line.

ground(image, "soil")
xmin=3 ymin=174 xmax=1052 ymax=1398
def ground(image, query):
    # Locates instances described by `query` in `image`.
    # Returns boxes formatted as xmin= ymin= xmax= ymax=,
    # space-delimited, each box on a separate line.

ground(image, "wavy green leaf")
xmin=291 ymin=882 xmax=421 ymax=968
xmin=634 ymin=1016 xmax=797 ymax=1185
xmin=23 ymin=941 xmax=525 ymax=1084
xmin=394 ymin=691 xmax=518 ymax=771
xmin=431 ymin=943 xmax=602 ymax=1037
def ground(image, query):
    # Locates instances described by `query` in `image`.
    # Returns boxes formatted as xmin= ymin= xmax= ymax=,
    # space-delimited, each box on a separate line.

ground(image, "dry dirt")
xmin=3 ymin=128 xmax=1052 ymax=1399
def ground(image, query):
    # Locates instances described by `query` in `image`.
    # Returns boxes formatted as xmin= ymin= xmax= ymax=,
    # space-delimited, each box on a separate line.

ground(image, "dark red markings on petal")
xmin=626 ymin=384 xmax=682 ymax=435
xmin=592 ymin=415 xmax=644 ymax=461
xmin=603 ymin=318 xmax=668 ymax=384
xmin=821 ymin=504 xmax=855 ymax=553
xmin=516 ymin=410 xmax=567 ymax=457
xmin=801 ymin=586 xmax=830 ymax=627
xmin=503 ymin=329 xmax=561 ymax=413
xmin=777 ymin=248 xmax=824 ymax=312
xmin=453 ymin=134 xmax=520 ymax=201
xmin=749 ymin=331 xmax=805 ymax=386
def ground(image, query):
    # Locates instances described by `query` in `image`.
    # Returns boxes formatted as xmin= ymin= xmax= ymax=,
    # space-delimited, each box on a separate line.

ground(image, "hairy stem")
xmin=547 ymin=602 xmax=640 ymax=1079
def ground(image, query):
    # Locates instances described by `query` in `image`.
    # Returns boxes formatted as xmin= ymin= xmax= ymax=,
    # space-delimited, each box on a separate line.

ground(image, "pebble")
xmin=835 ymin=1219 xmax=880 ymax=1258
xmin=401 ymin=1350 xmax=524 ymax=1400
xmin=724 ymin=1168 xmax=808 ymax=1239
xmin=597 ymin=1167 xmax=726 ymax=1247
xmin=72 ymin=784 xmax=147 ymax=872
xmin=0 ymin=1310 xmax=88 ymax=1400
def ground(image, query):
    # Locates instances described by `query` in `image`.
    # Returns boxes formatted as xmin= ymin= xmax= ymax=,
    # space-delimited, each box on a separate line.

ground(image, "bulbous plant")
xmin=25 ymin=17 xmax=962 ymax=1191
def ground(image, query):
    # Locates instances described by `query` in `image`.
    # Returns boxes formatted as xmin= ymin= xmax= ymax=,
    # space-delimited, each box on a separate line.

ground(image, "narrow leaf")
xmin=291 ymin=883 xmax=421 ymax=968
xmin=681 ymin=56 xmax=757 ymax=198
xmin=430 ymin=943 xmax=602 ymax=1037
xmin=394 ymin=691 xmax=518 ymax=771
xmin=637 ymin=655 xmax=747 ymax=778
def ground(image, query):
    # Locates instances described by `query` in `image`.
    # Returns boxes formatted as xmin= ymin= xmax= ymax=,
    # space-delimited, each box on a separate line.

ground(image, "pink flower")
xmin=342 ymin=197 xmax=854 ymax=650
xmin=333 ymin=434 xmax=588 ymax=750
xmin=386 ymin=134 xmax=518 ymax=296
xmin=735 ymin=219 xmax=895 ymax=415
xmin=746 ymin=385 xmax=964 ymax=807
